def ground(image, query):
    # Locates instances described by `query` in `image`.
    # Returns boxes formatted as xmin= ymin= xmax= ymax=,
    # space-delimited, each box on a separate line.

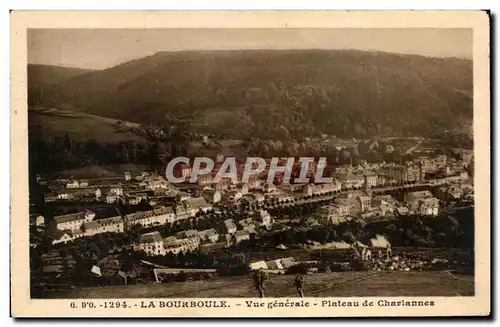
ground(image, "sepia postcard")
xmin=10 ymin=10 xmax=490 ymax=318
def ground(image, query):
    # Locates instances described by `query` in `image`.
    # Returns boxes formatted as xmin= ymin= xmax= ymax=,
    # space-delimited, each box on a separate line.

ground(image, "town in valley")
xmin=27 ymin=29 xmax=475 ymax=298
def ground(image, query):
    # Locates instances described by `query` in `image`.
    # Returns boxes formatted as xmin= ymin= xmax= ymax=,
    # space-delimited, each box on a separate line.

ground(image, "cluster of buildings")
xmin=133 ymin=209 xmax=274 ymax=256
xmin=42 ymin=172 xmax=177 ymax=205
xmin=47 ymin=193 xmax=213 ymax=245
xmin=315 ymin=188 xmax=445 ymax=224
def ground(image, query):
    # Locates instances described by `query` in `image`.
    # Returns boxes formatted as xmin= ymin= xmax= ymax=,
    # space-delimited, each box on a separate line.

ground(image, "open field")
xmin=46 ymin=271 xmax=474 ymax=299
xmin=29 ymin=108 xmax=146 ymax=144
xmin=51 ymin=164 xmax=148 ymax=179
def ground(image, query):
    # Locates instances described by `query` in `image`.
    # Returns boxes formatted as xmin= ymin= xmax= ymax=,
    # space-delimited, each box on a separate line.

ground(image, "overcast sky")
xmin=28 ymin=28 xmax=472 ymax=70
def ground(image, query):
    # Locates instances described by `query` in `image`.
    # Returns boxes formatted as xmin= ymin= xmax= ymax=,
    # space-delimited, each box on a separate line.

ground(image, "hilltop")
xmin=27 ymin=64 xmax=93 ymax=106
xmin=28 ymin=50 xmax=473 ymax=140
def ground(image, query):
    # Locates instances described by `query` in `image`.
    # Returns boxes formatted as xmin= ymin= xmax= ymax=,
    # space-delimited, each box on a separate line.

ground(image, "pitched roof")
xmin=83 ymin=221 xmax=101 ymax=230
xmin=140 ymin=231 xmax=163 ymax=243
xmin=190 ymin=196 xmax=209 ymax=208
xmin=54 ymin=212 xmax=87 ymax=224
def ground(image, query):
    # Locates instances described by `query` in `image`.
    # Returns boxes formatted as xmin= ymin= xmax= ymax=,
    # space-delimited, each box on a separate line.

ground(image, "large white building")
xmin=52 ymin=210 xmax=96 ymax=231
xmin=135 ymin=231 xmax=165 ymax=256
xmin=163 ymin=236 xmax=200 ymax=254
xmin=83 ymin=216 xmax=124 ymax=236
xmin=302 ymin=181 xmax=341 ymax=196
xmin=51 ymin=229 xmax=86 ymax=245
xmin=124 ymin=206 xmax=175 ymax=230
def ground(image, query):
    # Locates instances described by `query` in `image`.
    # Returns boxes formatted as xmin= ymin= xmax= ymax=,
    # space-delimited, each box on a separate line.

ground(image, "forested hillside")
xmin=28 ymin=50 xmax=473 ymax=140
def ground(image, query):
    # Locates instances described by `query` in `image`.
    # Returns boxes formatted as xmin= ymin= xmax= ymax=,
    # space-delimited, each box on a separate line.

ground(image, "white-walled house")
xmin=52 ymin=210 xmax=96 ymax=231
xmin=135 ymin=231 xmax=165 ymax=256
xmin=83 ymin=216 xmax=124 ymax=236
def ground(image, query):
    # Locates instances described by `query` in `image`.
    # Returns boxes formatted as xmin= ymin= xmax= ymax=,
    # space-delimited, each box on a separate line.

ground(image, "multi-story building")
xmin=337 ymin=173 xmax=365 ymax=189
xmin=51 ymin=229 xmax=86 ymax=245
xmin=66 ymin=180 xmax=88 ymax=188
xmin=411 ymin=198 xmax=440 ymax=216
xmin=52 ymin=210 xmax=96 ymax=231
xmin=380 ymin=164 xmax=408 ymax=184
xmin=202 ymin=189 xmax=222 ymax=204
xmin=358 ymin=195 xmax=371 ymax=213
xmin=222 ymin=219 xmax=237 ymax=234
xmin=302 ymin=181 xmax=341 ymax=196
xmin=364 ymin=173 xmax=378 ymax=188
xmin=255 ymin=210 xmax=272 ymax=229
xmin=124 ymin=206 xmax=175 ymax=230
xmin=83 ymin=216 xmax=124 ymax=236
xmin=234 ymin=230 xmax=251 ymax=243
xmin=198 ymin=228 xmax=219 ymax=243
xmin=135 ymin=231 xmax=165 ymax=256
xmin=163 ymin=236 xmax=200 ymax=254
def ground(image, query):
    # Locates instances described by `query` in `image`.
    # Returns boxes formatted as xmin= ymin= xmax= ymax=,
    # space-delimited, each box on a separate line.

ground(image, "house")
xmin=124 ymin=206 xmax=175 ymax=230
xmin=412 ymin=198 xmax=440 ymax=216
xmin=135 ymin=231 xmax=164 ymax=256
xmin=29 ymin=214 xmax=45 ymax=227
xmin=255 ymin=210 xmax=272 ymax=229
xmin=189 ymin=197 xmax=212 ymax=215
xmin=249 ymin=260 xmax=268 ymax=270
xmin=198 ymin=228 xmax=219 ymax=243
xmin=66 ymin=180 xmax=80 ymax=188
xmin=163 ymin=236 xmax=200 ymax=254
xmin=238 ymin=218 xmax=256 ymax=232
xmin=175 ymin=229 xmax=200 ymax=240
xmin=364 ymin=173 xmax=378 ymax=187
xmin=127 ymin=193 xmax=148 ymax=205
xmin=265 ymin=259 xmax=284 ymax=271
xmin=435 ymin=185 xmax=463 ymax=201
xmin=358 ymin=195 xmax=371 ymax=213
xmin=199 ymin=241 xmax=228 ymax=253
xmin=302 ymin=181 xmax=341 ymax=196
xmin=44 ymin=193 xmax=57 ymax=202
xmin=225 ymin=190 xmax=243 ymax=203
xmin=95 ymin=188 xmax=102 ymax=200
xmin=371 ymin=195 xmax=396 ymax=216
xmin=52 ymin=210 xmax=96 ymax=231
xmin=405 ymin=190 xmax=433 ymax=202
xmin=106 ymin=192 xmax=118 ymax=204
xmin=174 ymin=201 xmax=193 ymax=221
xmin=222 ymin=219 xmax=237 ymax=235
xmin=234 ymin=230 xmax=251 ymax=243
xmin=202 ymin=189 xmax=221 ymax=204
xmin=50 ymin=229 xmax=85 ymax=245
xmin=337 ymin=173 xmax=365 ymax=189
xmin=109 ymin=184 xmax=123 ymax=196
xmin=379 ymin=164 xmax=409 ymax=184
xmin=57 ymin=192 xmax=73 ymax=200
xmin=396 ymin=206 xmax=409 ymax=216
xmin=83 ymin=216 xmax=124 ymax=236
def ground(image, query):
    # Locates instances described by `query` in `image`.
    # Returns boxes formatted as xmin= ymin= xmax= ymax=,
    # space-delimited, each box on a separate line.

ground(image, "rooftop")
xmin=54 ymin=211 xmax=89 ymax=224
xmin=140 ymin=231 xmax=163 ymax=244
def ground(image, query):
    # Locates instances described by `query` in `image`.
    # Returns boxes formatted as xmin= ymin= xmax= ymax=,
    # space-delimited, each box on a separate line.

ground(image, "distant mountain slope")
xmin=28 ymin=50 xmax=473 ymax=139
xmin=28 ymin=64 xmax=93 ymax=106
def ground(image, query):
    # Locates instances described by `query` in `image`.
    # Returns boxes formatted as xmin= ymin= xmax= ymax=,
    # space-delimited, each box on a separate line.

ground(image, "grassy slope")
xmin=47 ymin=271 xmax=474 ymax=299
xmin=29 ymin=109 xmax=147 ymax=145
